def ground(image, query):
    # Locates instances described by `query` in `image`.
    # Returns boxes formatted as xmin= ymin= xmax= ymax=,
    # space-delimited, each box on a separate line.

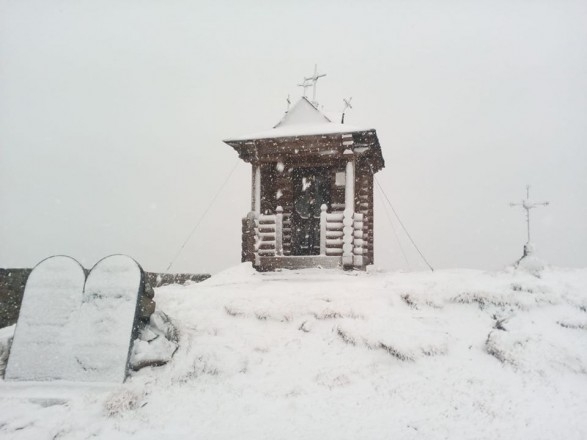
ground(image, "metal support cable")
xmin=375 ymin=186 xmax=410 ymax=269
xmin=165 ymin=158 xmax=240 ymax=273
xmin=374 ymin=177 xmax=434 ymax=272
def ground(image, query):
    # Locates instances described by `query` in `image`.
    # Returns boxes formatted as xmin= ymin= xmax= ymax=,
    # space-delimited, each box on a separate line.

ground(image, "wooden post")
xmin=275 ymin=206 xmax=283 ymax=257
xmin=251 ymin=164 xmax=255 ymax=212
xmin=344 ymin=151 xmax=355 ymax=211
xmin=252 ymin=164 xmax=261 ymax=215
xmin=342 ymin=149 xmax=355 ymax=268
xmin=320 ymin=204 xmax=327 ymax=255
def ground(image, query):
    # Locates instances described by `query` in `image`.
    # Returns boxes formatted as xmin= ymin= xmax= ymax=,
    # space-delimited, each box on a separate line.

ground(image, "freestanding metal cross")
xmin=510 ymin=185 xmax=549 ymax=245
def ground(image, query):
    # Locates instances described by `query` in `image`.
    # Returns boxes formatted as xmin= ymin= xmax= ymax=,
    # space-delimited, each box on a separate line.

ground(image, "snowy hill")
xmin=1 ymin=264 xmax=587 ymax=439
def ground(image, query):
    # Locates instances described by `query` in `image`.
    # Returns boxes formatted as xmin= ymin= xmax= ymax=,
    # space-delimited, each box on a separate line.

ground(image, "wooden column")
xmin=252 ymin=164 xmax=261 ymax=215
xmin=275 ymin=206 xmax=283 ymax=256
xmin=344 ymin=152 xmax=355 ymax=210
xmin=319 ymin=204 xmax=327 ymax=256
xmin=342 ymin=149 xmax=355 ymax=268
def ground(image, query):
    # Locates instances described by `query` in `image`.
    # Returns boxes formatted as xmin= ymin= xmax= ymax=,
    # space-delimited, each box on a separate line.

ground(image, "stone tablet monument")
xmin=4 ymin=256 xmax=85 ymax=381
xmin=73 ymin=255 xmax=144 ymax=382
xmin=5 ymin=254 xmax=144 ymax=383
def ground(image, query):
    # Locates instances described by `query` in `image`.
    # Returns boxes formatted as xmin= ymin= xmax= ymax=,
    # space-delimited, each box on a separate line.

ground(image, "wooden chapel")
xmin=224 ymin=94 xmax=385 ymax=271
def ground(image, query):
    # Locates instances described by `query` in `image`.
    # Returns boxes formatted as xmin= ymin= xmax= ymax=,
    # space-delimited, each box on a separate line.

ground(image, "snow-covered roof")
xmin=224 ymin=97 xmax=373 ymax=142
xmin=275 ymin=96 xmax=331 ymax=127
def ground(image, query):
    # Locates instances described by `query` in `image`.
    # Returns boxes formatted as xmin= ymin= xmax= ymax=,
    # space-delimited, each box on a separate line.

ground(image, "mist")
xmin=1 ymin=0 xmax=586 ymax=274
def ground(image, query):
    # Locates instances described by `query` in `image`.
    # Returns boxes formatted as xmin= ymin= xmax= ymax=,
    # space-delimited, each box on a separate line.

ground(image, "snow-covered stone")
xmin=515 ymin=243 xmax=547 ymax=277
xmin=5 ymin=254 xmax=145 ymax=383
xmin=4 ymin=256 xmax=85 ymax=381
xmin=129 ymin=311 xmax=178 ymax=371
xmin=72 ymin=255 xmax=144 ymax=382
xmin=0 ymin=324 xmax=15 ymax=377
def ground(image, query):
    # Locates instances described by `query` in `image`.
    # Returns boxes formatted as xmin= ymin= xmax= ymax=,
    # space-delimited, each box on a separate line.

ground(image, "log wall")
xmin=355 ymin=160 xmax=375 ymax=264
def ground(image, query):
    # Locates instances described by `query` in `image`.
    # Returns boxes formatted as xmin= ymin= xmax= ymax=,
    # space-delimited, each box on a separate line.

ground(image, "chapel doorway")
xmin=291 ymin=167 xmax=331 ymax=255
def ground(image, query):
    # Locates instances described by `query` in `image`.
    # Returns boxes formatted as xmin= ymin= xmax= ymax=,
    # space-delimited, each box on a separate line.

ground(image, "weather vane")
xmin=510 ymin=185 xmax=549 ymax=251
xmin=341 ymin=97 xmax=353 ymax=123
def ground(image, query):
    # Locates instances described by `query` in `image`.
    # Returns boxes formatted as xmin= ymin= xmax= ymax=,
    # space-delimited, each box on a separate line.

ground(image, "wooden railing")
xmin=244 ymin=204 xmax=364 ymax=268
xmin=320 ymin=205 xmax=344 ymax=256
xmin=256 ymin=212 xmax=277 ymax=257
xmin=352 ymin=212 xmax=365 ymax=267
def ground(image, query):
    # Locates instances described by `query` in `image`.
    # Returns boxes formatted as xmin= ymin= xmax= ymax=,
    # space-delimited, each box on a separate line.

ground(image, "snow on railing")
xmin=353 ymin=212 xmax=365 ymax=267
xmin=254 ymin=207 xmax=291 ymax=259
xmin=320 ymin=204 xmax=344 ymax=256
xmin=255 ymin=212 xmax=277 ymax=258
xmin=342 ymin=209 xmax=354 ymax=267
xmin=250 ymin=205 xmax=351 ymax=264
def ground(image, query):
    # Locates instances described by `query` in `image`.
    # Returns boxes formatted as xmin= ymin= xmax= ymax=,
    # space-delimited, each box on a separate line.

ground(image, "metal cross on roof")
xmin=303 ymin=64 xmax=327 ymax=106
xmin=510 ymin=185 xmax=550 ymax=244
xmin=297 ymin=79 xmax=312 ymax=98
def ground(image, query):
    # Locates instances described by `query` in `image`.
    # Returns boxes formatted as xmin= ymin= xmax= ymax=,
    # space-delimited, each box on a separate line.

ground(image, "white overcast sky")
xmin=1 ymin=0 xmax=586 ymax=274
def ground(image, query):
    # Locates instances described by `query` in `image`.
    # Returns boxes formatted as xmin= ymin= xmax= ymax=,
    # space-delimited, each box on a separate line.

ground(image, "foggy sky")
xmin=1 ymin=0 xmax=586 ymax=274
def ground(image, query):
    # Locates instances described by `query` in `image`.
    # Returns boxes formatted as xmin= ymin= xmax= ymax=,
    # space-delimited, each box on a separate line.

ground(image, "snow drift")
xmin=1 ymin=263 xmax=586 ymax=439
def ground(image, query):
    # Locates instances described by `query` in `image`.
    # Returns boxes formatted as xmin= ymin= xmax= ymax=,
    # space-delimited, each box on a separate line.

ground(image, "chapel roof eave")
xmin=223 ymin=129 xmax=385 ymax=173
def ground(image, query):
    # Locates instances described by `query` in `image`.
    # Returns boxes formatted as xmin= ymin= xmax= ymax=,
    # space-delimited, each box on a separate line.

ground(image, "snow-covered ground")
xmin=1 ymin=263 xmax=587 ymax=439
